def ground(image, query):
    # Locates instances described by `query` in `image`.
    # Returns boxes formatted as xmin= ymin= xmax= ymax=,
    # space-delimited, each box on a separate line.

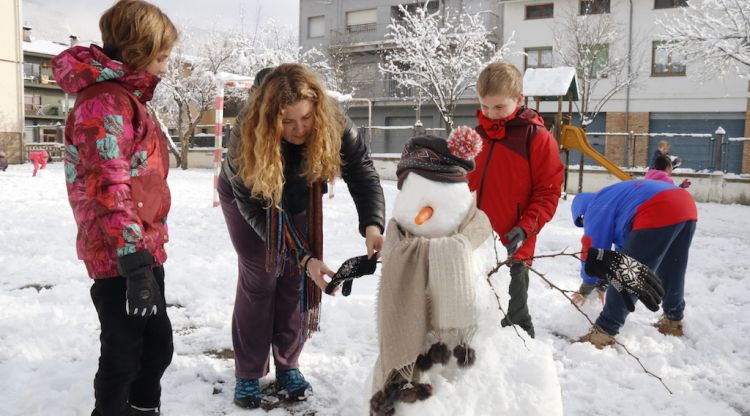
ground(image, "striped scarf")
xmin=265 ymin=181 xmax=324 ymax=340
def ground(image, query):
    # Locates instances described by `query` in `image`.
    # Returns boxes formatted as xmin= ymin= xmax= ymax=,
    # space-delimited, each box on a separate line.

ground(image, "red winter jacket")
xmin=467 ymin=107 xmax=563 ymax=263
xmin=52 ymin=45 xmax=171 ymax=278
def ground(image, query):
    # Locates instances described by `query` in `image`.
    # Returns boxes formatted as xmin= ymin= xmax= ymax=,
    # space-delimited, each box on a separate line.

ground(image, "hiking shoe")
xmin=501 ymin=316 xmax=535 ymax=339
xmin=654 ymin=316 xmax=684 ymax=337
xmin=578 ymin=325 xmax=615 ymax=349
xmin=276 ymin=369 xmax=312 ymax=400
xmin=234 ymin=377 xmax=261 ymax=409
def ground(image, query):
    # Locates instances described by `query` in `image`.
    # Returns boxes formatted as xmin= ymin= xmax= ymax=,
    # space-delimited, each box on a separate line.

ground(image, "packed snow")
xmin=1 ymin=163 xmax=748 ymax=415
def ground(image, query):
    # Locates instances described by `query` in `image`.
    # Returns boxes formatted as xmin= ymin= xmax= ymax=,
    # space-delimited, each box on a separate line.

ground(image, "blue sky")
xmin=22 ymin=0 xmax=300 ymax=43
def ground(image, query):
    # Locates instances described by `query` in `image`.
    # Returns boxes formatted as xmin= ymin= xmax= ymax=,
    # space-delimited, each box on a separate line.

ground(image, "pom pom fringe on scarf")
xmin=265 ymin=181 xmax=324 ymax=340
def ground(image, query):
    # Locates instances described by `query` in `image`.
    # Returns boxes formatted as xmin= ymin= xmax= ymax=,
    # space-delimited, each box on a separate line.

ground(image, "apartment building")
xmin=0 ymin=0 xmax=24 ymax=164
xmin=300 ymin=0 xmax=504 ymax=154
xmin=299 ymin=0 xmax=749 ymax=173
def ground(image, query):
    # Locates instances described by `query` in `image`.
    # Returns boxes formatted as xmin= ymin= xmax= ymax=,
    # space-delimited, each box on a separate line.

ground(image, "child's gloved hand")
xmin=584 ymin=248 xmax=665 ymax=312
xmin=503 ymin=226 xmax=526 ymax=256
xmin=117 ymin=250 xmax=162 ymax=318
xmin=679 ymin=179 xmax=691 ymax=189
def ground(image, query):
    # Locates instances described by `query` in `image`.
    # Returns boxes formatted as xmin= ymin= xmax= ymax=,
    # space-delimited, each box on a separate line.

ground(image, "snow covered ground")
xmin=1 ymin=164 xmax=748 ymax=416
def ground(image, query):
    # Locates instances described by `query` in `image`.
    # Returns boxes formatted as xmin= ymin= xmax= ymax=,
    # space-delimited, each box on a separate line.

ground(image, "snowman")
xmin=369 ymin=127 xmax=493 ymax=415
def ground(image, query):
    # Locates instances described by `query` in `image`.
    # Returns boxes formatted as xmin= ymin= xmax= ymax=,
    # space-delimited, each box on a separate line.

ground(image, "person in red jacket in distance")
xmin=467 ymin=62 xmax=564 ymax=338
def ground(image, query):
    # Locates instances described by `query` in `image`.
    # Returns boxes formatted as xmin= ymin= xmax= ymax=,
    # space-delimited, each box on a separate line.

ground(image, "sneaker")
xmin=234 ymin=377 xmax=261 ymax=409
xmin=578 ymin=325 xmax=615 ymax=349
xmin=276 ymin=369 xmax=312 ymax=400
xmin=654 ymin=316 xmax=684 ymax=337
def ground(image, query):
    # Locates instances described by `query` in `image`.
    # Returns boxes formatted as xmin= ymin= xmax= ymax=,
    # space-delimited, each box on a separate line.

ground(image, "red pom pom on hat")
xmin=447 ymin=126 xmax=483 ymax=161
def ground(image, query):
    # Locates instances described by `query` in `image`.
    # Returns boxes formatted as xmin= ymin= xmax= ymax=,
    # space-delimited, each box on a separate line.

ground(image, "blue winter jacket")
xmin=571 ymin=180 xmax=697 ymax=284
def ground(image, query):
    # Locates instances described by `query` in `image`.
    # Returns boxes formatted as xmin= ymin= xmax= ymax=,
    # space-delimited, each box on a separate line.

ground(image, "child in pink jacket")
xmin=28 ymin=150 xmax=48 ymax=176
xmin=645 ymin=154 xmax=690 ymax=188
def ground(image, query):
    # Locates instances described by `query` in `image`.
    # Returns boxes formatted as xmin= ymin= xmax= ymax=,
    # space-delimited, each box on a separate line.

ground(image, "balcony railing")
xmin=346 ymin=23 xmax=377 ymax=33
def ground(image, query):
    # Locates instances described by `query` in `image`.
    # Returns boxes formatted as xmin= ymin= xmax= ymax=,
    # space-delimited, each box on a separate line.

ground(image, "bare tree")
xmin=655 ymin=0 xmax=750 ymax=79
xmin=379 ymin=1 xmax=514 ymax=133
xmin=554 ymin=7 xmax=642 ymax=128
xmin=152 ymin=23 xmax=332 ymax=169
xmin=153 ymin=31 xmax=237 ymax=169
xmin=234 ymin=19 xmax=331 ymax=88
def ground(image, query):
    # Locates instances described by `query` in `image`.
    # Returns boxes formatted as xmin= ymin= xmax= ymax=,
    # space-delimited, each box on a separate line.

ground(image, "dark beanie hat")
xmin=396 ymin=128 xmax=481 ymax=189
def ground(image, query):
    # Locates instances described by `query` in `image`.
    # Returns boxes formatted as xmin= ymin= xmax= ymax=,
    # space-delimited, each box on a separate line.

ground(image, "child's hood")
xmin=506 ymin=107 xmax=546 ymax=128
xmin=51 ymin=45 xmax=160 ymax=103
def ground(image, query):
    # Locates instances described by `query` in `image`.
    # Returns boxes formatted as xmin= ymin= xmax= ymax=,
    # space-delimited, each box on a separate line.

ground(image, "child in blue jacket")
xmin=571 ymin=179 xmax=697 ymax=348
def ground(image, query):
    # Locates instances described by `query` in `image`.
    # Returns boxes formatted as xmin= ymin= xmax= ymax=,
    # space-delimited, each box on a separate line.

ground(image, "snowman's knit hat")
xmin=396 ymin=131 xmax=480 ymax=190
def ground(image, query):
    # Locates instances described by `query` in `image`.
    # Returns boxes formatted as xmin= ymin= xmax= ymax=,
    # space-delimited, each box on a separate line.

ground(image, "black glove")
xmin=503 ymin=226 xmax=527 ymax=256
xmin=325 ymin=254 xmax=378 ymax=296
xmin=584 ymin=248 xmax=665 ymax=312
xmin=117 ymin=250 xmax=162 ymax=318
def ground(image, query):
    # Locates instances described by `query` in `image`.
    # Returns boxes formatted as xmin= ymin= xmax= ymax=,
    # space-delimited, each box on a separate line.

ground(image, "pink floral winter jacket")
xmin=52 ymin=45 xmax=171 ymax=279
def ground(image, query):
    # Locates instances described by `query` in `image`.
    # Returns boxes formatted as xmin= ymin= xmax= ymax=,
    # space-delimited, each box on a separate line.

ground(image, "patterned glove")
xmin=325 ymin=255 xmax=378 ymax=296
xmin=117 ymin=250 xmax=162 ymax=318
xmin=584 ymin=248 xmax=665 ymax=312
xmin=503 ymin=226 xmax=527 ymax=257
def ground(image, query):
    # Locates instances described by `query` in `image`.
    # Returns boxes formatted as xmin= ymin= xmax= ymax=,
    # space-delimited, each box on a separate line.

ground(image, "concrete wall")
xmin=371 ymin=154 xmax=750 ymax=205
xmin=0 ymin=0 xmax=24 ymax=164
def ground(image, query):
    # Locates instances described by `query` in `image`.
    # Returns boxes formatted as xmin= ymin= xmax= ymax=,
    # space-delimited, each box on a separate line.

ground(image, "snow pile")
xmin=0 ymin=164 xmax=748 ymax=416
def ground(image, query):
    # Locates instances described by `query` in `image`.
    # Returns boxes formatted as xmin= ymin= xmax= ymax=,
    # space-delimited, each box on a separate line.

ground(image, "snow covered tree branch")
xmin=152 ymin=23 xmax=332 ymax=169
xmin=379 ymin=1 xmax=514 ymax=133
xmin=655 ymin=0 xmax=750 ymax=78
xmin=554 ymin=8 xmax=642 ymax=128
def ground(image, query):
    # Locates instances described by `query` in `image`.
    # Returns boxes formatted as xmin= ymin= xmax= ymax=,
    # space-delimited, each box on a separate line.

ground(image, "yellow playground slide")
xmin=560 ymin=125 xmax=632 ymax=181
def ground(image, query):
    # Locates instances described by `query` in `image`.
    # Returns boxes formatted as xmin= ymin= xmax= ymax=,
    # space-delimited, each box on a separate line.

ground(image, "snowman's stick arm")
xmin=487 ymin=244 xmax=673 ymax=395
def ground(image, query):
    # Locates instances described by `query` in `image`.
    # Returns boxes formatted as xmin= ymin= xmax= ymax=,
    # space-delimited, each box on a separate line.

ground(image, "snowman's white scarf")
xmin=372 ymin=202 xmax=492 ymax=394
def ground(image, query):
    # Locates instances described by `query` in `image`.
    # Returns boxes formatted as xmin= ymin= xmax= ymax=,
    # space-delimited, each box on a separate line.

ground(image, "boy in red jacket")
xmin=467 ymin=62 xmax=564 ymax=338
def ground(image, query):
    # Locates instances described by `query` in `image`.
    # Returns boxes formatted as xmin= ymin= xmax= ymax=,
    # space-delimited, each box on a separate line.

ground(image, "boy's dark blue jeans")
xmin=90 ymin=266 xmax=173 ymax=416
xmin=596 ymin=221 xmax=696 ymax=335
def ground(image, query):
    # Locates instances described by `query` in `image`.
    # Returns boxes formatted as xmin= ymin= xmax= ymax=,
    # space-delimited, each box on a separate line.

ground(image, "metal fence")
xmin=363 ymin=124 xmax=745 ymax=173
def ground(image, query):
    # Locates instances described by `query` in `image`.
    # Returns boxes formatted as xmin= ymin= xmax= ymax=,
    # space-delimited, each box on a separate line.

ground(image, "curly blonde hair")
xmin=236 ymin=63 xmax=343 ymax=208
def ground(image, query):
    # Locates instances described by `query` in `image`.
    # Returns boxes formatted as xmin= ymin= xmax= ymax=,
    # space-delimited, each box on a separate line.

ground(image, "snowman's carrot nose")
xmin=415 ymin=206 xmax=434 ymax=225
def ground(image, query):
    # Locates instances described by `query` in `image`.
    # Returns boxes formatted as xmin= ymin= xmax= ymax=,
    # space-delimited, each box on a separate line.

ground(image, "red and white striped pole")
xmin=212 ymin=80 xmax=225 ymax=207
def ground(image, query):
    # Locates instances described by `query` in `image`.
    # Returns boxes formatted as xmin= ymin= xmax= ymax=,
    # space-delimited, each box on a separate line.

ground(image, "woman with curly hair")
xmin=218 ymin=63 xmax=385 ymax=408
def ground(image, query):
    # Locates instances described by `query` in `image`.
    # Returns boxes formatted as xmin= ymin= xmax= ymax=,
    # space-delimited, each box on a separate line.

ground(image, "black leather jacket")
xmin=221 ymin=106 xmax=385 ymax=240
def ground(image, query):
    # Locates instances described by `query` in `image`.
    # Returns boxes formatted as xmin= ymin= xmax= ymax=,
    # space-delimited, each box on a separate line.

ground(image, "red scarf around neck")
xmin=476 ymin=106 xmax=520 ymax=139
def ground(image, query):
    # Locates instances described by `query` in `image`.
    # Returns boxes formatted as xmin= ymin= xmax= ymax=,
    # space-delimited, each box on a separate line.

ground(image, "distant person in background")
xmin=645 ymin=154 xmax=691 ymax=188
xmin=650 ymin=140 xmax=671 ymax=168
xmin=0 ymin=147 xmax=8 ymax=171
xmin=28 ymin=149 xmax=49 ymax=176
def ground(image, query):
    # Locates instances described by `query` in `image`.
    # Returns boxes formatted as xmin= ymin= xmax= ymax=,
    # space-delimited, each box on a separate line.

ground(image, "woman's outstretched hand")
xmin=302 ymin=256 xmax=336 ymax=294
xmin=365 ymin=225 xmax=384 ymax=260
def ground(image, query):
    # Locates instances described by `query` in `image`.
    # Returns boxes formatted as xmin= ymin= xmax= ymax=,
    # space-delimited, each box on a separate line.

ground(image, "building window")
xmin=654 ymin=0 xmax=687 ymax=9
xmin=588 ymin=44 xmax=610 ymax=78
xmin=392 ymin=2 xmax=440 ymax=23
xmin=525 ymin=3 xmax=554 ymax=19
xmin=580 ymin=0 xmax=610 ymax=14
xmin=24 ymin=94 xmax=42 ymax=112
xmin=23 ymin=63 xmax=41 ymax=81
xmin=524 ymin=47 xmax=553 ymax=70
xmin=308 ymin=16 xmax=325 ymax=38
xmin=652 ymin=41 xmax=686 ymax=76
xmin=346 ymin=8 xmax=377 ymax=33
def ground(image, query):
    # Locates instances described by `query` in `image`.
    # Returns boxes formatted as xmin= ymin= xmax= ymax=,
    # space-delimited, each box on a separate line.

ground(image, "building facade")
xmin=299 ymin=0 xmax=750 ymax=173
xmin=300 ymin=0 xmax=504 ymax=154
xmin=0 ymin=0 xmax=25 ymax=164
xmin=21 ymin=28 xmax=74 ymax=145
